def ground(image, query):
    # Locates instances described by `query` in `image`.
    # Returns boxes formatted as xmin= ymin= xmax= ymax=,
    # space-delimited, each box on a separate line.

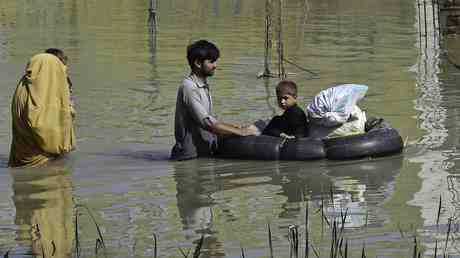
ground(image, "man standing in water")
xmin=171 ymin=40 xmax=258 ymax=161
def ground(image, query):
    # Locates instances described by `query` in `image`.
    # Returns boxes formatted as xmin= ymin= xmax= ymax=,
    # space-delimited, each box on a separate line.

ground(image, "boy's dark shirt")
xmin=262 ymin=104 xmax=308 ymax=138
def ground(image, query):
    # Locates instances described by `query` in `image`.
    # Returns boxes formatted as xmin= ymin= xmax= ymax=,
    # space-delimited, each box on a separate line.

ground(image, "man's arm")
xmin=182 ymin=84 xmax=258 ymax=137
xmin=208 ymin=122 xmax=259 ymax=137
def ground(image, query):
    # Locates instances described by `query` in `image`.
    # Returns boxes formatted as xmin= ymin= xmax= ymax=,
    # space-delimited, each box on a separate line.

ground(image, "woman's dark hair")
xmin=45 ymin=48 xmax=67 ymax=65
xmin=186 ymin=40 xmax=220 ymax=71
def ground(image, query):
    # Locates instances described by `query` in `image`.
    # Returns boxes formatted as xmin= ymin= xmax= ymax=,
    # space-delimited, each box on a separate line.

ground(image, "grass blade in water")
xmin=444 ymin=218 xmax=452 ymax=256
xmin=344 ymin=240 xmax=348 ymax=258
xmin=434 ymin=239 xmax=438 ymax=258
xmin=305 ymin=202 xmax=309 ymax=258
xmin=178 ymin=247 xmax=190 ymax=258
xmin=436 ymin=195 xmax=442 ymax=228
xmin=81 ymin=205 xmax=106 ymax=248
xmin=95 ymin=238 xmax=103 ymax=255
xmin=268 ymin=223 xmax=274 ymax=258
xmin=153 ymin=233 xmax=158 ymax=258
xmin=361 ymin=243 xmax=366 ymax=258
xmin=193 ymin=235 xmax=204 ymax=258
xmin=75 ymin=210 xmax=81 ymax=258
xmin=311 ymin=244 xmax=320 ymax=258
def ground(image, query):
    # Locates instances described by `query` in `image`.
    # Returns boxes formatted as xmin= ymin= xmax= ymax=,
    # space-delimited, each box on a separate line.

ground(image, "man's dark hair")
xmin=186 ymin=40 xmax=220 ymax=71
xmin=45 ymin=48 xmax=67 ymax=65
xmin=276 ymin=80 xmax=298 ymax=98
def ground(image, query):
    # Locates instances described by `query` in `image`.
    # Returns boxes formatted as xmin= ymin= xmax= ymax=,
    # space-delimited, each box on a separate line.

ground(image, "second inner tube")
xmin=323 ymin=127 xmax=404 ymax=160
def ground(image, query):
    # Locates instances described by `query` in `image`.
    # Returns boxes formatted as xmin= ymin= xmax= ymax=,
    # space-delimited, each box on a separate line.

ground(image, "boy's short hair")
xmin=187 ymin=40 xmax=220 ymax=71
xmin=276 ymin=80 xmax=298 ymax=98
xmin=45 ymin=48 xmax=67 ymax=65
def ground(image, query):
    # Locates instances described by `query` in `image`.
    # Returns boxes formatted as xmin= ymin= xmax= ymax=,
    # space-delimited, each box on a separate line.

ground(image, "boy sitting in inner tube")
xmin=262 ymin=80 xmax=308 ymax=139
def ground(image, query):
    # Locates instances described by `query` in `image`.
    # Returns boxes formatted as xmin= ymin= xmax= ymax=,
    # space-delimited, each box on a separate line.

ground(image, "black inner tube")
xmin=217 ymin=122 xmax=403 ymax=161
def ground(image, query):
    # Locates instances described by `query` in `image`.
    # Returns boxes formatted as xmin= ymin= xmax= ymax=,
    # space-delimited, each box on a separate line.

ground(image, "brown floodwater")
xmin=0 ymin=0 xmax=459 ymax=257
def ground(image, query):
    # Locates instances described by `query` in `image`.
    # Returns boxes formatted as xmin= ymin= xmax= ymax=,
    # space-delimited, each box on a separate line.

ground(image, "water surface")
xmin=0 ymin=0 xmax=458 ymax=257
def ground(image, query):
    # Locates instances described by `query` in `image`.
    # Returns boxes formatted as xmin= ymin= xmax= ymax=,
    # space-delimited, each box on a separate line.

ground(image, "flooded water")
xmin=0 ymin=0 xmax=459 ymax=257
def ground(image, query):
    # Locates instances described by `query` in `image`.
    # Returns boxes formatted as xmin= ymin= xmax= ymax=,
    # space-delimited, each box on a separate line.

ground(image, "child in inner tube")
xmin=262 ymin=80 xmax=308 ymax=139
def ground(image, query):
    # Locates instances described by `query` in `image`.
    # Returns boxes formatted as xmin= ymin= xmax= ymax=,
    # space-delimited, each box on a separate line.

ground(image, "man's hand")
xmin=280 ymin=133 xmax=295 ymax=139
xmin=209 ymin=123 xmax=259 ymax=137
xmin=241 ymin=125 xmax=260 ymax=136
xmin=231 ymin=124 xmax=243 ymax=129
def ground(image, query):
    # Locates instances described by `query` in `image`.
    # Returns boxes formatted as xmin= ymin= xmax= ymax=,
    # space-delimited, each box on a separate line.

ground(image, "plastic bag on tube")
xmin=307 ymin=84 xmax=368 ymax=127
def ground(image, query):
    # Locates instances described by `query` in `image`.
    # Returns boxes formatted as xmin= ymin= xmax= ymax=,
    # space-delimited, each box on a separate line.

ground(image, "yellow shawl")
xmin=9 ymin=53 xmax=76 ymax=167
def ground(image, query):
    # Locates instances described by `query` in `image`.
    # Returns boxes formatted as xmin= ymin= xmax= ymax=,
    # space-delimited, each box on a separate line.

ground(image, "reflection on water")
xmin=447 ymin=175 xmax=460 ymax=223
xmin=407 ymin=1 xmax=460 ymax=255
xmin=321 ymin=157 xmax=403 ymax=228
xmin=410 ymin=0 xmax=445 ymax=224
xmin=11 ymin=168 xmax=74 ymax=258
xmin=173 ymin=160 xmax=226 ymax=257
xmin=171 ymin=156 xmax=403 ymax=256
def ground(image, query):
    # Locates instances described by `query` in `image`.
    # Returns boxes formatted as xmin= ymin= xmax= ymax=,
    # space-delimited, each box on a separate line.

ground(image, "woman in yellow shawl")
xmin=8 ymin=53 xmax=76 ymax=167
